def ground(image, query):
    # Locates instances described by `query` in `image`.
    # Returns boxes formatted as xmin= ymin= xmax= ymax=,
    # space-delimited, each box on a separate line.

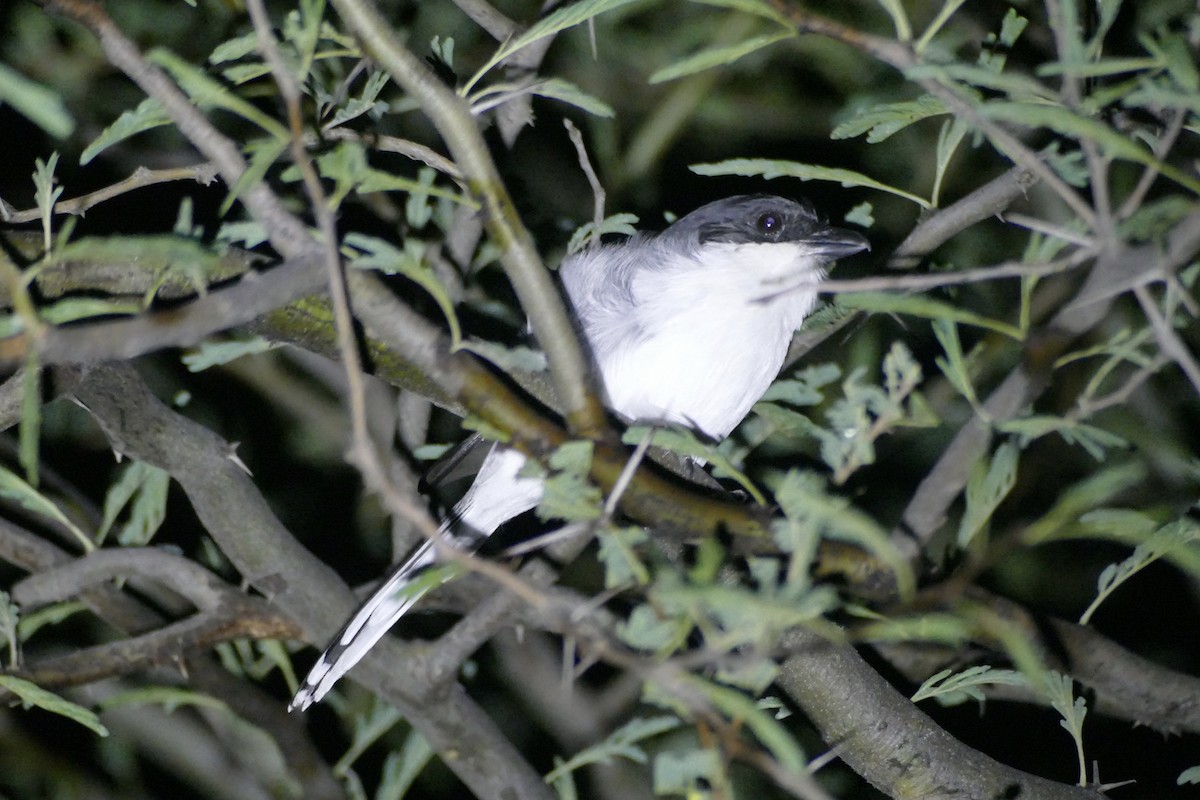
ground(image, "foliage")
xmin=0 ymin=0 xmax=1198 ymax=799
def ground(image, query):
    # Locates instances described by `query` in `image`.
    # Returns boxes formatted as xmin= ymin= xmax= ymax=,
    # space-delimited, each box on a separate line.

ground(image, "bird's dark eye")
xmin=756 ymin=213 xmax=781 ymax=236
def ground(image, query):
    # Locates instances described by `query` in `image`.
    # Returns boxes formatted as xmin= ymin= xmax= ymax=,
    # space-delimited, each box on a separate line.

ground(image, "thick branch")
xmin=61 ymin=362 xmax=557 ymax=800
xmin=777 ymin=629 xmax=1102 ymax=799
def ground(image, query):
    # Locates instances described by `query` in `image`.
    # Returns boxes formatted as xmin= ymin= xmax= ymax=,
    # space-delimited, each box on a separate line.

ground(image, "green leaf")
xmin=653 ymin=748 xmax=723 ymax=796
xmin=19 ymin=353 xmax=41 ymax=488
xmin=844 ymin=202 xmax=875 ymax=227
xmin=537 ymin=441 xmax=602 ymax=522
xmin=911 ymin=665 xmax=1026 ymax=706
xmin=1079 ymin=519 xmax=1200 ymax=624
xmin=464 ymin=0 xmax=641 ymax=93
xmin=597 ymin=526 xmax=651 ymax=587
xmin=33 ymin=152 xmax=63 ymax=253
xmin=323 ymin=69 xmax=390 ymax=129
xmin=529 ymin=78 xmax=615 ymax=117
xmin=914 ymin=0 xmax=967 ymax=54
xmin=97 ymin=460 xmax=171 ymax=546
xmin=0 ymin=675 xmax=108 ymax=736
xmin=376 ymin=729 xmax=434 ymax=800
xmin=0 ymin=466 xmax=93 ymax=552
xmin=980 ymin=101 xmax=1200 ymax=195
xmin=998 ymin=416 xmax=1127 ymax=460
xmin=832 ymin=95 xmax=947 ymax=143
xmin=649 ymin=30 xmax=793 ymax=84
xmin=956 ymin=441 xmax=1019 ymax=550
xmin=1044 ymin=671 xmax=1088 ymax=786
xmin=182 ymin=336 xmax=277 ymax=372
xmin=773 ymin=470 xmax=915 ymax=598
xmin=95 ymin=686 xmax=229 ymax=713
xmin=544 ymin=715 xmax=681 ymax=783
xmin=332 ymin=698 xmax=406 ymax=775
xmin=147 ymin=48 xmax=289 ymax=141
xmin=0 ymin=590 xmax=18 ymax=668
xmin=1036 ymin=56 xmax=1160 ymax=79
xmin=617 ymin=604 xmax=690 ymax=651
xmin=846 ymin=291 xmax=1023 ymax=339
xmin=82 ymin=97 xmax=172 ymax=165
xmin=567 ymin=212 xmax=639 ymax=254
xmin=38 ymin=297 xmax=142 ymax=324
xmin=691 ymin=159 xmax=932 ymax=208
xmin=222 ymin=136 xmax=289 ymax=215
xmin=687 ymin=0 xmax=792 ymax=27
xmin=0 ymin=63 xmax=74 ymax=139
xmin=907 ymin=63 xmax=1057 ymax=102
xmin=685 ymin=674 xmax=808 ymax=773
xmin=344 ymin=233 xmax=462 ymax=347
xmin=623 ymin=425 xmax=765 ymax=504
xmin=16 ymin=600 xmax=87 ymax=642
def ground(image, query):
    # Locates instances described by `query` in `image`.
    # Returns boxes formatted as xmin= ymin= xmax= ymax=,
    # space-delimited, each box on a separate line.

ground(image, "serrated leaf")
xmin=691 ymin=159 xmax=932 ymax=208
xmin=956 ymin=441 xmax=1019 ymax=549
xmin=97 ymin=460 xmax=169 ymax=544
xmin=650 ymin=30 xmax=793 ymax=84
xmin=998 ymin=416 xmax=1127 ymax=460
xmin=911 ymin=665 xmax=1025 ymax=706
xmin=652 ymin=748 xmax=722 ymax=795
xmin=545 ymin=715 xmax=681 ymax=783
xmin=597 ymin=526 xmax=650 ymax=587
xmin=323 ymin=70 xmax=390 ymax=128
xmin=344 ymin=233 xmax=462 ymax=347
xmin=1079 ymin=518 xmax=1200 ymax=624
xmin=774 ymin=469 xmax=915 ymax=598
xmin=618 ymin=604 xmax=689 ymax=651
xmin=537 ymin=441 xmax=602 ymax=522
xmin=566 ymin=213 xmax=639 ymax=254
xmin=0 ymin=676 xmax=108 ymax=736
xmin=832 ymin=95 xmax=946 ymax=142
xmin=81 ymin=98 xmax=171 ymax=165
xmin=622 ymin=425 xmax=765 ymax=504
xmin=147 ymin=48 xmax=289 ymax=141
xmin=908 ymin=63 xmax=1057 ymax=102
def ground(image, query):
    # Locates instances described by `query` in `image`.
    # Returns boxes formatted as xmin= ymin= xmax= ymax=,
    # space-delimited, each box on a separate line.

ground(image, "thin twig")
xmin=3 ymin=164 xmax=220 ymax=224
xmin=1134 ymin=283 xmax=1200 ymax=396
xmin=563 ymin=118 xmax=606 ymax=251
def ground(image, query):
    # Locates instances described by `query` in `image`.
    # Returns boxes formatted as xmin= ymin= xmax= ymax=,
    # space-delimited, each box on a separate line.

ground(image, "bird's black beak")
xmin=804 ymin=226 xmax=870 ymax=259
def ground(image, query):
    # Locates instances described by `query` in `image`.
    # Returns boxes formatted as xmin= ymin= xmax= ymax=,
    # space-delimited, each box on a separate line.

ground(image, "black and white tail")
xmin=289 ymin=446 xmax=543 ymax=711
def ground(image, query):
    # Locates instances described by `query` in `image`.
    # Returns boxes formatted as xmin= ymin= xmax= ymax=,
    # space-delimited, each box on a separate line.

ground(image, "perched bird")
xmin=290 ymin=195 xmax=869 ymax=711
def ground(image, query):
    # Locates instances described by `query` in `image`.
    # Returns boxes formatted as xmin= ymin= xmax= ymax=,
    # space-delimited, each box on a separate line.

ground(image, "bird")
xmin=289 ymin=194 xmax=869 ymax=711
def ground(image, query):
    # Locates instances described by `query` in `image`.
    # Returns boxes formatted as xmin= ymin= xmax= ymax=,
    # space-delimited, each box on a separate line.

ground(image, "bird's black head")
xmin=664 ymin=194 xmax=869 ymax=258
